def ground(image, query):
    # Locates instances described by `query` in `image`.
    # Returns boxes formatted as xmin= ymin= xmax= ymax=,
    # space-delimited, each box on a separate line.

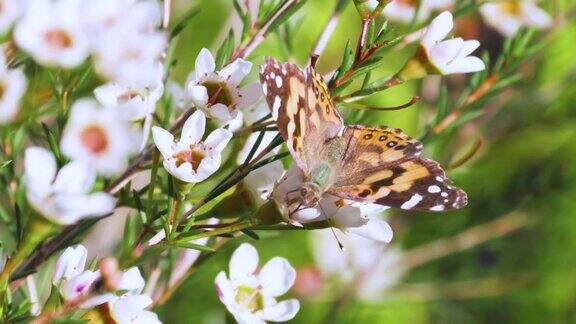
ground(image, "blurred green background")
xmin=158 ymin=0 xmax=576 ymax=323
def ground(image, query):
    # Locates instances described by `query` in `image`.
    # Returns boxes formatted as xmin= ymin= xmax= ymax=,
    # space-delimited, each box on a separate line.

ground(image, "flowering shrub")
xmin=0 ymin=0 xmax=565 ymax=323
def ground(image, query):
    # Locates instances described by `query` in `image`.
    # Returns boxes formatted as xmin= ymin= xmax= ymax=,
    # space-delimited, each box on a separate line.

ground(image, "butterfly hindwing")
xmin=329 ymin=158 xmax=467 ymax=211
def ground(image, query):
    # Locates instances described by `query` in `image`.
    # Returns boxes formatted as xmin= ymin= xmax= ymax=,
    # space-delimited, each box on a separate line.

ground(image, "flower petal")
xmin=259 ymin=257 xmax=296 ymax=297
xmin=53 ymin=161 xmax=95 ymax=195
xmin=118 ymin=267 xmax=145 ymax=294
xmin=229 ymin=243 xmax=259 ymax=282
xmin=24 ymin=147 xmax=57 ymax=194
xmin=421 ymin=11 xmax=453 ymax=49
xmin=152 ymin=126 xmax=174 ymax=158
xmin=53 ymin=245 xmax=88 ymax=282
xmin=219 ymin=58 xmax=252 ymax=85
xmin=194 ymin=48 xmax=215 ymax=79
xmin=260 ymin=299 xmax=300 ymax=322
xmin=181 ymin=110 xmax=206 ymax=145
xmin=347 ymin=217 xmax=394 ymax=243
xmin=204 ymin=128 xmax=232 ymax=153
xmin=188 ymin=85 xmax=209 ymax=106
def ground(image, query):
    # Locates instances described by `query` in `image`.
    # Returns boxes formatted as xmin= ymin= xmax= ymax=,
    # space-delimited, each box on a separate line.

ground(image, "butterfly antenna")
xmin=318 ymin=202 xmax=345 ymax=251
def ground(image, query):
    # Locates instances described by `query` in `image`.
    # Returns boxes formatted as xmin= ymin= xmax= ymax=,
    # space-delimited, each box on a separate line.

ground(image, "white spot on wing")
xmin=441 ymin=192 xmax=448 ymax=197
xmin=436 ymin=176 xmax=443 ymax=182
xmin=275 ymin=76 xmax=283 ymax=88
xmin=270 ymin=72 xmax=276 ymax=78
xmin=428 ymin=185 xmax=441 ymax=193
xmin=401 ymin=193 xmax=423 ymax=210
xmin=430 ymin=205 xmax=445 ymax=211
xmin=262 ymin=85 xmax=268 ymax=95
xmin=272 ymin=96 xmax=281 ymax=119
xmin=282 ymin=68 xmax=287 ymax=75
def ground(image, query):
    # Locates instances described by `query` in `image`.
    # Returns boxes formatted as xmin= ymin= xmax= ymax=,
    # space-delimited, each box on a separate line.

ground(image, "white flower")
xmin=166 ymin=80 xmax=193 ymax=111
xmin=419 ymin=11 xmax=485 ymax=75
xmin=0 ymin=52 xmax=27 ymax=124
xmin=14 ymin=0 xmax=90 ymax=68
xmin=52 ymin=244 xmax=99 ymax=301
xmin=109 ymin=295 xmax=162 ymax=324
xmin=383 ymin=0 xmax=454 ymax=23
xmin=24 ymin=147 xmax=115 ymax=225
xmin=238 ymin=131 xmax=283 ymax=207
xmin=186 ymin=48 xmax=260 ymax=121
xmin=215 ymin=243 xmax=300 ymax=324
xmin=152 ymin=110 xmax=232 ymax=183
xmin=312 ymin=230 xmax=404 ymax=300
xmin=94 ymin=80 xmax=164 ymax=121
xmin=273 ymin=166 xmax=394 ymax=243
xmin=480 ymin=0 xmax=552 ymax=37
xmin=89 ymin=0 xmax=166 ymax=84
xmin=0 ymin=0 xmax=26 ymax=34
xmin=60 ymin=98 xmax=138 ymax=177
xmin=53 ymin=245 xmax=88 ymax=283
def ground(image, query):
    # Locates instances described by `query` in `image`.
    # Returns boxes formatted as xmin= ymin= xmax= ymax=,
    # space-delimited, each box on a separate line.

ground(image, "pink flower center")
xmin=44 ymin=29 xmax=73 ymax=50
xmin=173 ymin=145 xmax=206 ymax=171
xmin=80 ymin=125 xmax=108 ymax=155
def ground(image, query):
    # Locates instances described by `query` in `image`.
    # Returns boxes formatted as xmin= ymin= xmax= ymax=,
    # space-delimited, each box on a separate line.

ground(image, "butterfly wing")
xmin=259 ymin=58 xmax=344 ymax=173
xmin=328 ymin=125 xmax=467 ymax=211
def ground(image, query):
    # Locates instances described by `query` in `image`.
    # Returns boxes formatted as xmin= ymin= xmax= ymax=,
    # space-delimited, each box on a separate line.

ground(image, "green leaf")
xmin=215 ymin=29 xmax=235 ymax=68
xmin=170 ymin=7 xmax=201 ymax=39
xmin=267 ymin=0 xmax=308 ymax=33
xmin=173 ymin=241 xmax=216 ymax=252
xmin=241 ymin=229 xmax=260 ymax=240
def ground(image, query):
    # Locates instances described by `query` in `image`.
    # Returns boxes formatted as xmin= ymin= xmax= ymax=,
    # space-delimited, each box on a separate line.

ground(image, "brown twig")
xmin=394 ymin=211 xmax=531 ymax=272
xmin=231 ymin=0 xmax=300 ymax=61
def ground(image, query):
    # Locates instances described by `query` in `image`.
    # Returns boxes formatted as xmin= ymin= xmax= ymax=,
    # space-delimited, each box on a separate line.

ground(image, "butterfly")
xmin=259 ymin=57 xmax=467 ymax=213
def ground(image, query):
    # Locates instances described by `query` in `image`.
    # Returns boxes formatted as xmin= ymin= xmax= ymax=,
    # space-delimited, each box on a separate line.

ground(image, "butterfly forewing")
xmin=260 ymin=58 xmax=310 ymax=172
xmin=260 ymin=58 xmax=345 ymax=174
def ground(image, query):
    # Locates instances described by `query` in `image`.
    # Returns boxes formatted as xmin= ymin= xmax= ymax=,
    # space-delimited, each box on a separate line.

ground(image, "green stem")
xmin=175 ymin=219 xmax=260 ymax=243
xmin=0 ymin=217 xmax=56 ymax=314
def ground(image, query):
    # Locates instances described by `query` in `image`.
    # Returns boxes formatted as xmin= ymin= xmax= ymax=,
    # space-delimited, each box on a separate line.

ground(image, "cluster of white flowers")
xmin=0 ymin=0 xmax=553 ymax=321
xmin=51 ymin=245 xmax=161 ymax=323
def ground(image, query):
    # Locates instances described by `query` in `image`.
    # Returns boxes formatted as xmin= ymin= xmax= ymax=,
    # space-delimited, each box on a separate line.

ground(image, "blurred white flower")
xmin=0 ymin=52 xmax=27 ymax=124
xmin=186 ymin=48 xmax=261 ymax=121
xmin=94 ymin=80 xmax=164 ymax=121
xmin=215 ymin=243 xmax=300 ymax=324
xmin=14 ymin=0 xmax=90 ymax=68
xmin=152 ymin=110 xmax=232 ymax=183
xmin=480 ymin=0 xmax=552 ymax=37
xmin=52 ymin=245 xmax=99 ymax=301
xmin=312 ymin=230 xmax=404 ymax=300
xmin=89 ymin=0 xmax=166 ymax=84
xmin=0 ymin=0 xmax=26 ymax=34
xmin=109 ymin=294 xmax=162 ymax=324
xmin=383 ymin=0 xmax=454 ymax=23
xmin=273 ymin=166 xmax=394 ymax=243
xmin=419 ymin=11 xmax=485 ymax=75
xmin=167 ymin=80 xmax=193 ymax=111
xmin=238 ymin=131 xmax=283 ymax=207
xmin=60 ymin=99 xmax=138 ymax=177
xmin=24 ymin=147 xmax=115 ymax=225
xmin=53 ymin=245 xmax=88 ymax=283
